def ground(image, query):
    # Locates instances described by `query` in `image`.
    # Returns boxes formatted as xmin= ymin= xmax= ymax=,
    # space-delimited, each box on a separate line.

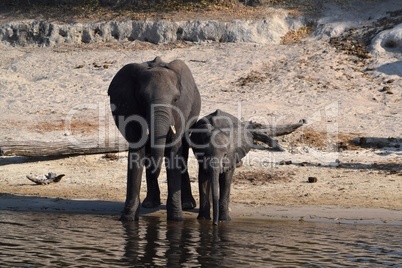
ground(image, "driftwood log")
xmin=0 ymin=120 xmax=305 ymax=157
xmin=0 ymin=139 xmax=126 ymax=157
xmin=26 ymin=173 xmax=65 ymax=185
xmin=247 ymin=119 xmax=306 ymax=151
xmin=247 ymin=119 xmax=306 ymax=136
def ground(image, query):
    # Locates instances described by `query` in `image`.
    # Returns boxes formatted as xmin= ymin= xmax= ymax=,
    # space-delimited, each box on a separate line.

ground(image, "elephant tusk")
xmin=170 ymin=125 xmax=176 ymax=135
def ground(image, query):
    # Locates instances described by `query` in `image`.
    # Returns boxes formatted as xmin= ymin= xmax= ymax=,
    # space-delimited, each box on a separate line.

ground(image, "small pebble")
xmin=308 ymin=177 xmax=318 ymax=183
xmin=380 ymin=86 xmax=393 ymax=94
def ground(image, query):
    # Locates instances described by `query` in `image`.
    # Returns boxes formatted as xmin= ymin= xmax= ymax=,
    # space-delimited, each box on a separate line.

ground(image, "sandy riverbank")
xmin=0 ymin=0 xmax=401 ymax=224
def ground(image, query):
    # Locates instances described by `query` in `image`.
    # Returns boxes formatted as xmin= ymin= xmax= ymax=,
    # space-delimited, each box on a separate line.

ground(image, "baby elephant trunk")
xmin=212 ymin=170 xmax=220 ymax=225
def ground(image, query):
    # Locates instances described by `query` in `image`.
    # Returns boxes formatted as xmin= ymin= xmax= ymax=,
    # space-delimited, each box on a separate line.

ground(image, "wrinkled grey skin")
xmin=108 ymin=57 xmax=201 ymax=221
xmin=190 ymin=109 xmax=253 ymax=225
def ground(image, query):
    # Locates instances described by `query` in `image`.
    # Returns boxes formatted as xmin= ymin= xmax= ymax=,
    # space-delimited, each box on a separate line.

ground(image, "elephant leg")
xmin=180 ymin=138 xmax=196 ymax=210
xmin=218 ymin=168 xmax=234 ymax=222
xmin=197 ymin=166 xmax=211 ymax=220
xmin=165 ymin=150 xmax=184 ymax=221
xmin=120 ymin=148 xmax=145 ymax=221
xmin=142 ymin=166 xmax=162 ymax=208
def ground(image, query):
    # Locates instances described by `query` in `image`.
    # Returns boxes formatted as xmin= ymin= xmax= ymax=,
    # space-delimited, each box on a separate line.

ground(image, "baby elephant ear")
xmin=189 ymin=123 xmax=213 ymax=148
xmin=194 ymin=123 xmax=213 ymax=139
xmin=204 ymin=123 xmax=214 ymax=135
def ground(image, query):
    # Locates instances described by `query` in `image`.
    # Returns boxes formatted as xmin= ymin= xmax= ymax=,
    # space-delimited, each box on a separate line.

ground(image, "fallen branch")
xmin=26 ymin=173 xmax=65 ymax=185
xmin=0 ymin=139 xmax=127 ymax=157
xmin=246 ymin=119 xmax=306 ymax=136
xmin=249 ymin=131 xmax=283 ymax=151
xmin=246 ymin=119 xmax=306 ymax=151
xmin=0 ymin=120 xmax=305 ymax=157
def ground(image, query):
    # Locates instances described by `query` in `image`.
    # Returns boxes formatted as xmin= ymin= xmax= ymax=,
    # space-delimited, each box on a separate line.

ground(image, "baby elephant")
xmin=189 ymin=109 xmax=253 ymax=225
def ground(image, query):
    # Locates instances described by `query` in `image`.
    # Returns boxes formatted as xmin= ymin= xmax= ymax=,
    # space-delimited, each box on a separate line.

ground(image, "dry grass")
xmin=233 ymin=169 xmax=293 ymax=185
xmin=55 ymin=39 xmax=193 ymax=52
xmin=0 ymin=0 xmax=329 ymax=24
xmin=28 ymin=120 xmax=99 ymax=135
xmin=0 ymin=0 xmax=269 ymax=23
xmin=102 ymin=152 xmax=120 ymax=161
xmin=287 ymin=127 xmax=361 ymax=151
xmin=329 ymin=9 xmax=402 ymax=61
xmin=281 ymin=23 xmax=315 ymax=44
xmin=234 ymin=70 xmax=268 ymax=87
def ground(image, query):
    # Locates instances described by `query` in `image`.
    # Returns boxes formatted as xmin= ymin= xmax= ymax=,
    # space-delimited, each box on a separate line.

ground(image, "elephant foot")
xmin=182 ymin=197 xmax=196 ymax=210
xmin=119 ymin=213 xmax=138 ymax=222
xmin=219 ymin=214 xmax=231 ymax=222
xmin=142 ymin=196 xmax=161 ymax=208
xmin=197 ymin=209 xmax=211 ymax=220
xmin=197 ymin=214 xmax=211 ymax=220
xmin=167 ymin=216 xmax=184 ymax=222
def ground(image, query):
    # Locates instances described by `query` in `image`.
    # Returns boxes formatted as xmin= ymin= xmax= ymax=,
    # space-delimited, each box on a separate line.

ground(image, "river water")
xmin=1 ymin=211 xmax=401 ymax=267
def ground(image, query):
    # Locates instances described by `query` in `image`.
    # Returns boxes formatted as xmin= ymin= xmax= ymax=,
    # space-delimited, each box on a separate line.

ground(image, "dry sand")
xmin=0 ymin=0 xmax=401 ymax=224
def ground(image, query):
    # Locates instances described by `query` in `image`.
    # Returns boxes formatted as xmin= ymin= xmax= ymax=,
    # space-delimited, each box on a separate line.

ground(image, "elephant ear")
xmin=209 ymin=109 xmax=243 ymax=131
xmin=189 ymin=123 xmax=213 ymax=153
xmin=146 ymin=56 xmax=167 ymax=69
xmin=234 ymin=129 xmax=253 ymax=164
xmin=108 ymin=63 xmax=148 ymax=145
xmin=167 ymin=60 xmax=197 ymax=95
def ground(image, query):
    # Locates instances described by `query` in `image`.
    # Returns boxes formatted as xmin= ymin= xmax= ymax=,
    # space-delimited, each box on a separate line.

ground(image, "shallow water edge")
xmin=1 ymin=193 xmax=401 ymax=226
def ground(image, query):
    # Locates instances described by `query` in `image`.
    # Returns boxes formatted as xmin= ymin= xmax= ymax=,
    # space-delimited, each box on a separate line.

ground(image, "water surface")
xmin=1 ymin=211 xmax=401 ymax=267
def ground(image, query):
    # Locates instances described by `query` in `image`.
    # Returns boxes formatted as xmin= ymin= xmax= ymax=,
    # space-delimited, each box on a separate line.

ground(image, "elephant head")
xmin=190 ymin=109 xmax=253 ymax=224
xmin=108 ymin=57 xmax=201 ymax=221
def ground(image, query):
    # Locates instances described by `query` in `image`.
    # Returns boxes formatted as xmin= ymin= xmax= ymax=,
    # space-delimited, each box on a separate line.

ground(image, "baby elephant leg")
xmin=219 ymin=169 xmax=235 ymax=221
xmin=197 ymin=167 xmax=211 ymax=220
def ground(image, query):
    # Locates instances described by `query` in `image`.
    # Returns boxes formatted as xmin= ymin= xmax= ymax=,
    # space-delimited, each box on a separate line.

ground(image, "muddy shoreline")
xmin=2 ymin=193 xmax=401 ymax=225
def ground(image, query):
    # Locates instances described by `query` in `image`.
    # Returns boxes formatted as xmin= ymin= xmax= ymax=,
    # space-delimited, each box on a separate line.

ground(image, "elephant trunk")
xmin=149 ymin=106 xmax=172 ymax=175
xmin=212 ymin=168 xmax=220 ymax=225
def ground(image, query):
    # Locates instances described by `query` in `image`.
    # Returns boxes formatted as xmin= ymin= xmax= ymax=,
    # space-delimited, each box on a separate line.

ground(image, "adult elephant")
xmin=108 ymin=57 xmax=201 ymax=221
xmin=190 ymin=109 xmax=253 ymax=225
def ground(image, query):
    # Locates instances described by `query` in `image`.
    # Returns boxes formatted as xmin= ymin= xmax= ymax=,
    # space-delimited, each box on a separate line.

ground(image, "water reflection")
xmin=1 ymin=211 xmax=402 ymax=267
xmin=122 ymin=218 xmax=236 ymax=267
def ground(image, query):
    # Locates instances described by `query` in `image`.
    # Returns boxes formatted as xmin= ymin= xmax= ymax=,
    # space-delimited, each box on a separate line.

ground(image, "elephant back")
xmin=191 ymin=109 xmax=253 ymax=163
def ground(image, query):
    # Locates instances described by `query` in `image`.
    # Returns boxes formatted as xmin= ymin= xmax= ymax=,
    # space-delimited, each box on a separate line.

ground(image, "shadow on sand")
xmin=0 ymin=193 xmax=200 ymax=218
xmin=0 ymin=155 xmax=72 ymax=166
xmin=376 ymin=61 xmax=402 ymax=77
